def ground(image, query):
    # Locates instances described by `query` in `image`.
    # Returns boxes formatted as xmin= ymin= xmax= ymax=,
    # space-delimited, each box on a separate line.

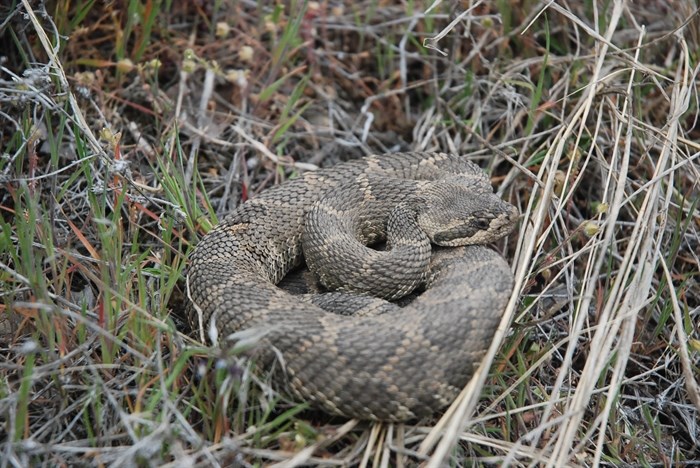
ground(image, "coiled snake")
xmin=187 ymin=152 xmax=518 ymax=421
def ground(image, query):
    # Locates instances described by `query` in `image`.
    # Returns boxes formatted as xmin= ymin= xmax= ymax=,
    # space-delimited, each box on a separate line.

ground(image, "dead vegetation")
xmin=0 ymin=0 xmax=699 ymax=466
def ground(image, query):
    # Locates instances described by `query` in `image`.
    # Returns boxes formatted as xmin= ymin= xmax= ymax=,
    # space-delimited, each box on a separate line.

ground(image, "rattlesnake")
xmin=187 ymin=152 xmax=518 ymax=421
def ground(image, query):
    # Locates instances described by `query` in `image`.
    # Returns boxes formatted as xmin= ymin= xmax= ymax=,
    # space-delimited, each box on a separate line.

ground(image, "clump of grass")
xmin=1 ymin=0 xmax=698 ymax=466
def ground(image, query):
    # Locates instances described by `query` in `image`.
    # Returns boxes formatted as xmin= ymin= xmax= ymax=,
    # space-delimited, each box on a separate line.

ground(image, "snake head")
xmin=415 ymin=180 xmax=519 ymax=246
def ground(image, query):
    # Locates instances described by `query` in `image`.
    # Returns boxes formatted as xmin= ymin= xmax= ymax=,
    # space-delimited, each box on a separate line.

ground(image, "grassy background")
xmin=1 ymin=0 xmax=699 ymax=466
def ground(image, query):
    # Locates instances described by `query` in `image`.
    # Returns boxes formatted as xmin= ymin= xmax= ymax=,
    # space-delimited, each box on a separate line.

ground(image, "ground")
xmin=0 ymin=0 xmax=699 ymax=466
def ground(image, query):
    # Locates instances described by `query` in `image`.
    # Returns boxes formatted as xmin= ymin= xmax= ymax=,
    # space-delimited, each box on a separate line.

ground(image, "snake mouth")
xmin=431 ymin=228 xmax=479 ymax=246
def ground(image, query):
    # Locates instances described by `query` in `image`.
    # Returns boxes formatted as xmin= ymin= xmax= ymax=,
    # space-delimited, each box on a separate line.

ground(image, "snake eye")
xmin=475 ymin=219 xmax=491 ymax=230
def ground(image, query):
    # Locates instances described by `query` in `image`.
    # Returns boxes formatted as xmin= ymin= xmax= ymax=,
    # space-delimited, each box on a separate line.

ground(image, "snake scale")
xmin=187 ymin=152 xmax=518 ymax=421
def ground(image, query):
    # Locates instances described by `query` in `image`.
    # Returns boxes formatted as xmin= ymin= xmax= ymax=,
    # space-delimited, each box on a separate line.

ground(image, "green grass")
xmin=1 ymin=0 xmax=699 ymax=466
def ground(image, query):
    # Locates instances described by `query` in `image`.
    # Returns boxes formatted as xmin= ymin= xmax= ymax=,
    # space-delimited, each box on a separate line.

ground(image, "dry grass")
xmin=1 ymin=0 xmax=699 ymax=466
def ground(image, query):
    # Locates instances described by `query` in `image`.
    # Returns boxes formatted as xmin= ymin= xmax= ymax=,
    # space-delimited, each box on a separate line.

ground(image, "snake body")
xmin=187 ymin=152 xmax=517 ymax=421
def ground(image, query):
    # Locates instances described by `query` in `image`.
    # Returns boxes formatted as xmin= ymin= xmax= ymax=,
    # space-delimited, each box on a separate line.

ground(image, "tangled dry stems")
xmin=0 ymin=0 xmax=698 ymax=466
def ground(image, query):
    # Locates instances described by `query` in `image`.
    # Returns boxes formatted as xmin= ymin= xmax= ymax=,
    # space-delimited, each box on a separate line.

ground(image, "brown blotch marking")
xmin=225 ymin=223 xmax=250 ymax=235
